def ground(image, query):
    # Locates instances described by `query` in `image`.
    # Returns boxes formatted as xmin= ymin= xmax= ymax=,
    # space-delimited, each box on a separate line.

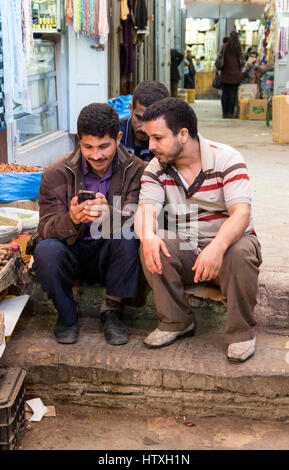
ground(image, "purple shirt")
xmin=81 ymin=155 xmax=113 ymax=240
xmin=81 ymin=155 xmax=112 ymax=197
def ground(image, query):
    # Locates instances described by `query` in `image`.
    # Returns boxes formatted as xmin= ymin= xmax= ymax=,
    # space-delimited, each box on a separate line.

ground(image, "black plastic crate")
xmin=0 ymin=368 xmax=26 ymax=450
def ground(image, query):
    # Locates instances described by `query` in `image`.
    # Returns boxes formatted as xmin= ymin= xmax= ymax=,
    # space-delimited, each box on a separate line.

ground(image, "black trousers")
xmin=33 ymin=235 xmax=141 ymax=326
xmin=221 ymin=83 xmax=239 ymax=117
xmin=184 ymin=73 xmax=195 ymax=89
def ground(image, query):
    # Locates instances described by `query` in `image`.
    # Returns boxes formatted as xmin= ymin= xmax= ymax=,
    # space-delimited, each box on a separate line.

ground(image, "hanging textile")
xmin=0 ymin=7 xmax=6 ymax=130
xmin=120 ymin=0 xmax=135 ymax=76
xmin=66 ymin=0 xmax=109 ymax=40
xmin=21 ymin=0 xmax=33 ymax=63
xmin=0 ymin=0 xmax=31 ymax=124
xmin=121 ymin=0 xmax=130 ymax=21
xmin=134 ymin=0 xmax=148 ymax=31
xmin=98 ymin=0 xmax=109 ymax=41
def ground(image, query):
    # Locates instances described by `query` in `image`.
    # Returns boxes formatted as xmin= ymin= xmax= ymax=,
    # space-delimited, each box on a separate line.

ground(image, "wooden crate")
xmin=195 ymin=71 xmax=217 ymax=97
xmin=0 ymin=199 xmax=39 ymax=211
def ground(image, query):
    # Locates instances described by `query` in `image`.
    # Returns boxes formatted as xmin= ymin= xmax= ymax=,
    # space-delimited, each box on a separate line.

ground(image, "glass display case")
xmin=31 ymin=0 xmax=64 ymax=32
xmin=16 ymin=41 xmax=58 ymax=145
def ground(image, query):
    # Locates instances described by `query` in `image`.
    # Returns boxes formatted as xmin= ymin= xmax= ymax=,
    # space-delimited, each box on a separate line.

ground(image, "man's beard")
xmin=155 ymin=139 xmax=183 ymax=165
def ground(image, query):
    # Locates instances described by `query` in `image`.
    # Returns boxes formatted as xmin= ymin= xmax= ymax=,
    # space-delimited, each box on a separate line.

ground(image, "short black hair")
xmin=142 ymin=97 xmax=198 ymax=139
xmin=77 ymin=103 xmax=120 ymax=140
xmin=223 ymin=37 xmax=229 ymax=43
xmin=132 ymin=80 xmax=169 ymax=108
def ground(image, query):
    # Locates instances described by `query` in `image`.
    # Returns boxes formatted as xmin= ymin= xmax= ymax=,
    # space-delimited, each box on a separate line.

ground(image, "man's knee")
xmin=34 ymin=239 xmax=69 ymax=269
xmin=223 ymin=236 xmax=261 ymax=271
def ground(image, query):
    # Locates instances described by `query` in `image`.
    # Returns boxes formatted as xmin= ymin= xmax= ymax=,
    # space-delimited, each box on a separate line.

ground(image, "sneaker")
xmin=227 ymin=337 xmax=256 ymax=363
xmin=143 ymin=321 xmax=196 ymax=349
xmin=54 ymin=320 xmax=79 ymax=344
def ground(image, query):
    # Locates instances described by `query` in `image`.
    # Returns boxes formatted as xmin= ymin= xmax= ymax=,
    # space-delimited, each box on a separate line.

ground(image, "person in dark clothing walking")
xmin=184 ymin=49 xmax=196 ymax=89
xmin=219 ymin=31 xmax=245 ymax=118
xmin=170 ymin=49 xmax=184 ymax=97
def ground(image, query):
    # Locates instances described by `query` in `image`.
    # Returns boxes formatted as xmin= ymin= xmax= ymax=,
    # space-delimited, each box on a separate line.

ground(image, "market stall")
xmin=185 ymin=17 xmax=219 ymax=98
xmin=0 ymin=163 xmax=41 ymax=358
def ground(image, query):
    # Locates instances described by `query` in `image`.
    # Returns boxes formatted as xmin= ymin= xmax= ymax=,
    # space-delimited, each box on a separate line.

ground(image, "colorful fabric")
xmin=0 ymin=8 xmax=6 ymax=130
xmin=68 ymin=0 xmax=109 ymax=40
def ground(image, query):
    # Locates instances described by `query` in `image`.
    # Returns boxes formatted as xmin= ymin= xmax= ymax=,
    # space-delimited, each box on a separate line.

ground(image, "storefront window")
xmin=16 ymin=40 xmax=58 ymax=146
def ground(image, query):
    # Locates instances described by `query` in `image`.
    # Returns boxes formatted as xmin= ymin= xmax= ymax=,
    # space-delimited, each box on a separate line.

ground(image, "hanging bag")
xmin=215 ymin=52 xmax=224 ymax=70
xmin=212 ymin=71 xmax=222 ymax=89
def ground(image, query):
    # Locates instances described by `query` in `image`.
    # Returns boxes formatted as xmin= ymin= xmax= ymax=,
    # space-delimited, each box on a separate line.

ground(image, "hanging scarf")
xmin=0 ymin=7 xmax=6 ymax=129
xmin=98 ymin=0 xmax=109 ymax=41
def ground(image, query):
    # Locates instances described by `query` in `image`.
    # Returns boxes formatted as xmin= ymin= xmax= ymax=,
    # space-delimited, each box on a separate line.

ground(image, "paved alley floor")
xmin=19 ymin=404 xmax=289 ymax=450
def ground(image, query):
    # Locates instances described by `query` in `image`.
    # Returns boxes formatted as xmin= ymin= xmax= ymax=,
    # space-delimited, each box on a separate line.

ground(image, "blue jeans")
xmin=33 ymin=235 xmax=141 ymax=326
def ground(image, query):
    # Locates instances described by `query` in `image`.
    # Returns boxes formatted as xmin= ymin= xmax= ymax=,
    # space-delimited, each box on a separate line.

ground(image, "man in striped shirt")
xmin=135 ymin=97 xmax=262 ymax=363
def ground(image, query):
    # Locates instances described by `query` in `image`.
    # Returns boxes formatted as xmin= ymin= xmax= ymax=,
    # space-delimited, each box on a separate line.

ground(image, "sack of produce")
xmin=0 ymin=208 xmax=22 ymax=243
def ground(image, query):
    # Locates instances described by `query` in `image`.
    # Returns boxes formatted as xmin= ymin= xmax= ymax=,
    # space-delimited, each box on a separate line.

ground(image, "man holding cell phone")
xmin=31 ymin=103 xmax=146 ymax=345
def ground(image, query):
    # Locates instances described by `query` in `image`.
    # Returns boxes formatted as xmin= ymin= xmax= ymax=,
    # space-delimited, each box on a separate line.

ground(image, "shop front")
xmin=185 ymin=2 xmax=267 ymax=99
xmin=2 ymin=0 xmax=109 ymax=167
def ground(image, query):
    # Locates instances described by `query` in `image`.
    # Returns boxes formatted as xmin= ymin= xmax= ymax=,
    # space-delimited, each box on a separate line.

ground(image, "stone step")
xmin=2 ymin=313 xmax=289 ymax=422
xmin=28 ymin=270 xmax=289 ymax=334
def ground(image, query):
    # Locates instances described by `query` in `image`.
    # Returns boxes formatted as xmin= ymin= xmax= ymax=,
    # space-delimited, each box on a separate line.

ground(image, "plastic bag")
xmin=0 ymin=208 xmax=22 ymax=243
xmin=2 ymin=208 xmax=39 ymax=231
xmin=0 ymin=172 xmax=43 ymax=203
xmin=108 ymin=95 xmax=133 ymax=119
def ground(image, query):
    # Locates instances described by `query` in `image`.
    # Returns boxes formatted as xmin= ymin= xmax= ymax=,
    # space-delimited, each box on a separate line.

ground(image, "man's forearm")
xmin=135 ymin=205 xmax=158 ymax=241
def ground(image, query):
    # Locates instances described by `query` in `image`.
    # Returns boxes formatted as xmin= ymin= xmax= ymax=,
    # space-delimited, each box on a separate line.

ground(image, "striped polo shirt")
xmin=139 ymin=134 xmax=256 ymax=248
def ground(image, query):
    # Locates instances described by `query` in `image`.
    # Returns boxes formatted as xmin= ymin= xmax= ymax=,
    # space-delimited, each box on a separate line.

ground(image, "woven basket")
xmin=0 ymin=258 xmax=17 ymax=292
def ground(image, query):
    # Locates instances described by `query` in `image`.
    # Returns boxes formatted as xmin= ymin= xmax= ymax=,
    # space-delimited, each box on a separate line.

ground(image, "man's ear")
xmin=129 ymin=101 xmax=133 ymax=114
xmin=179 ymin=128 xmax=189 ymax=144
xmin=116 ymin=131 xmax=123 ymax=147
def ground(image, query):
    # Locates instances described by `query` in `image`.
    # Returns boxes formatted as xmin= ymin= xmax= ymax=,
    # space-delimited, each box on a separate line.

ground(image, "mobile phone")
xmin=77 ymin=190 xmax=96 ymax=204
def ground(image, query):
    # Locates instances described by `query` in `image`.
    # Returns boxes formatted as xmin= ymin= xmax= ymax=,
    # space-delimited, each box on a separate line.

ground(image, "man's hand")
xmin=142 ymin=236 xmax=171 ymax=275
xmin=192 ymin=241 xmax=224 ymax=283
xmin=70 ymin=193 xmax=109 ymax=225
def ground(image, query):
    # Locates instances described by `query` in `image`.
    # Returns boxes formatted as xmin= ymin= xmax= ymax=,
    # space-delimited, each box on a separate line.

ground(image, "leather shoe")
xmin=54 ymin=320 xmax=79 ymax=344
xmin=101 ymin=310 xmax=130 ymax=345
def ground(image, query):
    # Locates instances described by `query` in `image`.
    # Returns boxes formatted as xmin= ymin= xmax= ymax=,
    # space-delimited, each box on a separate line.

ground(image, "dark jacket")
xmin=170 ymin=49 xmax=184 ymax=81
xmin=120 ymin=116 xmax=154 ymax=162
xmin=30 ymin=145 xmax=146 ymax=249
xmin=220 ymin=44 xmax=245 ymax=85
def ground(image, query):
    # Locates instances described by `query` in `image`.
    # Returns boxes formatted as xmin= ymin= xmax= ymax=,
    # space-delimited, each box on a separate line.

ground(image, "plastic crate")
xmin=0 ymin=367 xmax=26 ymax=450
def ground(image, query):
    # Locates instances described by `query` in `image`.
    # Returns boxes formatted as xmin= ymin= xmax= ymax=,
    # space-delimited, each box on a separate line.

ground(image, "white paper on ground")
xmin=0 ymin=295 xmax=29 ymax=336
xmin=0 ymin=339 xmax=5 ymax=358
xmin=25 ymin=398 xmax=49 ymax=422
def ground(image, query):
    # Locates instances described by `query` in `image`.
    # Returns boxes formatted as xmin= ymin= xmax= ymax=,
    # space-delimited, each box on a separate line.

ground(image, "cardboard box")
xmin=238 ymin=84 xmax=257 ymax=100
xmin=248 ymin=99 xmax=268 ymax=120
xmin=238 ymin=99 xmax=249 ymax=119
xmin=272 ymin=95 xmax=289 ymax=144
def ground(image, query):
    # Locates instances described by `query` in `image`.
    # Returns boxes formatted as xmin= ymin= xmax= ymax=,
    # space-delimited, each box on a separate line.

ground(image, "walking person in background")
xmin=170 ymin=49 xmax=184 ymax=97
xmin=219 ymin=31 xmax=245 ymax=119
xmin=184 ymin=49 xmax=196 ymax=89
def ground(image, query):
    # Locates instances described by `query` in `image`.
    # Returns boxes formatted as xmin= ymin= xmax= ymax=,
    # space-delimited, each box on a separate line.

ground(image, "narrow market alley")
xmin=2 ymin=99 xmax=289 ymax=451
xmin=1 ymin=0 xmax=289 ymax=454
